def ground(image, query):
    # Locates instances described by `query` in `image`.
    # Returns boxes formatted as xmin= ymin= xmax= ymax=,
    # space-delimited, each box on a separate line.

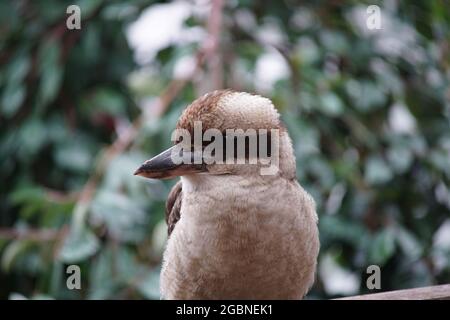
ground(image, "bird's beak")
xmin=134 ymin=145 xmax=206 ymax=179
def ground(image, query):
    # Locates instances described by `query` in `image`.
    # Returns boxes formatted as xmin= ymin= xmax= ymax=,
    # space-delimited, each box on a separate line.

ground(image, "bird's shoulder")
xmin=165 ymin=180 xmax=183 ymax=236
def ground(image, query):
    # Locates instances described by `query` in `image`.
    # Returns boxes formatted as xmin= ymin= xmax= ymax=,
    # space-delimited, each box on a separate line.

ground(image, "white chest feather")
xmin=160 ymin=175 xmax=319 ymax=299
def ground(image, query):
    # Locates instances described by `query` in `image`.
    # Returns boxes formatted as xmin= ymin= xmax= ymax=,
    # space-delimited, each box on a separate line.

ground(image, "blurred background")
xmin=1 ymin=0 xmax=449 ymax=299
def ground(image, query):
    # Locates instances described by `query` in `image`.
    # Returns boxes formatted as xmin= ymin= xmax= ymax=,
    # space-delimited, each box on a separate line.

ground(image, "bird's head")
xmin=134 ymin=90 xmax=296 ymax=180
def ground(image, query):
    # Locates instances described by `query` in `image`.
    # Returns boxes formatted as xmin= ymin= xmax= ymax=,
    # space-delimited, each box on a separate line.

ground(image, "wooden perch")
xmin=336 ymin=284 xmax=450 ymax=300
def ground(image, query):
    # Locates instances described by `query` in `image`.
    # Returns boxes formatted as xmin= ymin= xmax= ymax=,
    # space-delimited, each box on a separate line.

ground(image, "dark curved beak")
xmin=134 ymin=145 xmax=206 ymax=179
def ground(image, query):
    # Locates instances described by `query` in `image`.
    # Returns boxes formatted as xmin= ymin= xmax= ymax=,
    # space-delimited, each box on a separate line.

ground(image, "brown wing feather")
xmin=165 ymin=180 xmax=182 ymax=236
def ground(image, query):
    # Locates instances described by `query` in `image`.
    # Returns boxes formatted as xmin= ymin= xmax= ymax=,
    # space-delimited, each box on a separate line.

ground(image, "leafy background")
xmin=0 ymin=0 xmax=449 ymax=299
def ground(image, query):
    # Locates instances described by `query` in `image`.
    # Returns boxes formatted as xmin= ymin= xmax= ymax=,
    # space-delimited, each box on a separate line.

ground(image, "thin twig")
xmin=205 ymin=0 xmax=225 ymax=90
xmin=0 ymin=228 xmax=65 ymax=242
xmin=45 ymin=188 xmax=79 ymax=203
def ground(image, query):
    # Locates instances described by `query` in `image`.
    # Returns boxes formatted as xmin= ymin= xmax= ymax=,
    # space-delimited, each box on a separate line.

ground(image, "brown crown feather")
xmin=176 ymin=89 xmax=234 ymax=134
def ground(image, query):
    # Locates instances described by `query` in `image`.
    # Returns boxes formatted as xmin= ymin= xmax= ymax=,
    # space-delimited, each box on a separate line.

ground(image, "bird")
xmin=134 ymin=89 xmax=319 ymax=299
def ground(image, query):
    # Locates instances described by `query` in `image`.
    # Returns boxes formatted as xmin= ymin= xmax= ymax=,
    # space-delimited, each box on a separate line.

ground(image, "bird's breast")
xmin=160 ymin=177 xmax=319 ymax=299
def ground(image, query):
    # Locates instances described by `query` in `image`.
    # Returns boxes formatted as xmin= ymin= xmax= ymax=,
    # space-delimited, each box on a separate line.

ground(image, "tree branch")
xmin=0 ymin=228 xmax=65 ymax=242
xmin=205 ymin=0 xmax=225 ymax=90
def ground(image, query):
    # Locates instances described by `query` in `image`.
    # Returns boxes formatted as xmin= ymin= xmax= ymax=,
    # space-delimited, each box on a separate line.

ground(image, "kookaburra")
xmin=134 ymin=90 xmax=319 ymax=299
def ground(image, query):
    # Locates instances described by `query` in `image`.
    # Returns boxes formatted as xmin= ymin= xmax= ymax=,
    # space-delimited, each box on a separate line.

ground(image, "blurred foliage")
xmin=1 ymin=0 xmax=450 ymax=299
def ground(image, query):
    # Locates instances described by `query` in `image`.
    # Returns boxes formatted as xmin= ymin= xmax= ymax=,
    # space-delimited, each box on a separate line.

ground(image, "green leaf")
xmin=136 ymin=269 xmax=161 ymax=300
xmin=17 ymin=118 xmax=47 ymax=157
xmin=82 ymin=87 xmax=126 ymax=116
xmin=7 ymin=51 xmax=31 ymax=85
xmin=369 ymin=229 xmax=396 ymax=265
xmin=387 ymin=146 xmax=413 ymax=174
xmin=319 ymin=93 xmax=344 ymax=116
xmin=78 ymin=0 xmax=103 ymax=17
xmin=345 ymin=80 xmax=386 ymax=112
xmin=395 ymin=227 xmax=423 ymax=260
xmin=1 ymin=240 xmax=33 ymax=272
xmin=54 ymin=142 xmax=93 ymax=172
xmin=10 ymin=187 xmax=45 ymax=204
xmin=88 ymin=248 xmax=116 ymax=299
xmin=9 ymin=187 xmax=46 ymax=219
xmin=91 ymin=190 xmax=147 ymax=242
xmin=429 ymin=150 xmax=450 ymax=178
xmin=37 ymin=40 xmax=63 ymax=107
xmin=319 ymin=215 xmax=367 ymax=246
xmin=1 ymin=83 xmax=26 ymax=117
xmin=59 ymin=228 xmax=99 ymax=263
xmin=364 ymin=156 xmax=393 ymax=185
